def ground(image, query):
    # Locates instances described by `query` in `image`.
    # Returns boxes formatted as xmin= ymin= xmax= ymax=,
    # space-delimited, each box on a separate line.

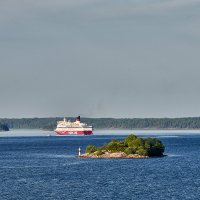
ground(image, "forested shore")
xmin=1 ymin=117 xmax=200 ymax=130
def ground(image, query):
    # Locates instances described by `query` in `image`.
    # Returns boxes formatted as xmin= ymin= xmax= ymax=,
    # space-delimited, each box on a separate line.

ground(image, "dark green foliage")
xmin=0 ymin=123 xmax=9 ymax=131
xmin=2 ymin=117 xmax=200 ymax=130
xmin=103 ymin=139 xmax=120 ymax=152
xmin=85 ymin=134 xmax=165 ymax=157
xmin=116 ymin=141 xmax=127 ymax=152
xmin=101 ymin=139 xmax=127 ymax=152
xmin=128 ymin=138 xmax=145 ymax=148
xmin=144 ymin=138 xmax=165 ymax=156
xmin=136 ymin=148 xmax=148 ymax=156
xmin=86 ymin=145 xmax=97 ymax=153
xmin=124 ymin=135 xmax=138 ymax=146
xmin=124 ymin=147 xmax=137 ymax=155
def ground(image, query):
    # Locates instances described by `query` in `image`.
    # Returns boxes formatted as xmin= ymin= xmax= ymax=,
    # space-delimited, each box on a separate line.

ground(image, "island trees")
xmin=85 ymin=134 xmax=165 ymax=157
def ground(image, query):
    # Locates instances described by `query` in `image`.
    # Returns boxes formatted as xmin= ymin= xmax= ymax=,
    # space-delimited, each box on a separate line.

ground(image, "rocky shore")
xmin=77 ymin=151 xmax=148 ymax=159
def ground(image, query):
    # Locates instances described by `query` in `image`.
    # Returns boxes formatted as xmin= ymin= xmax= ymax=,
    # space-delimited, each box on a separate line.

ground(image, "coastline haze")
xmin=1 ymin=0 xmax=200 ymax=118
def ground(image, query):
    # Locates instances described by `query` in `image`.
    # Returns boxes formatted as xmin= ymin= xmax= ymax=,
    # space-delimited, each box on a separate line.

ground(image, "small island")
xmin=78 ymin=134 xmax=165 ymax=159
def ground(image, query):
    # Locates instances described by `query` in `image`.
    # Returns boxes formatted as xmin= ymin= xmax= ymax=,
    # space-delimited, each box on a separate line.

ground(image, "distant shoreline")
xmin=2 ymin=117 xmax=200 ymax=130
xmin=4 ymin=127 xmax=200 ymax=131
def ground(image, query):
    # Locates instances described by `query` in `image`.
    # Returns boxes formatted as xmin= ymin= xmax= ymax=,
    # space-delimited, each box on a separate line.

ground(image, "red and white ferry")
xmin=55 ymin=116 xmax=93 ymax=135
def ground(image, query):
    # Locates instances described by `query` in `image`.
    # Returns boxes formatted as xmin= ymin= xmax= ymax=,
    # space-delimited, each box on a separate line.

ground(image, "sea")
xmin=0 ymin=130 xmax=200 ymax=200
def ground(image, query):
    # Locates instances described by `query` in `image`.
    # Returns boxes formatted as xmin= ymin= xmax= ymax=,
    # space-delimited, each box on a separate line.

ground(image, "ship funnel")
xmin=76 ymin=116 xmax=80 ymax=122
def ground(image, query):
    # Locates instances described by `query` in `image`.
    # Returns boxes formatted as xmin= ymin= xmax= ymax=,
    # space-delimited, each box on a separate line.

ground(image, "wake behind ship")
xmin=55 ymin=116 xmax=93 ymax=135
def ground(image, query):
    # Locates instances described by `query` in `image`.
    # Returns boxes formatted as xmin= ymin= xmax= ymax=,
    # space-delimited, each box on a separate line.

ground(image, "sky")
xmin=0 ymin=0 xmax=200 ymax=118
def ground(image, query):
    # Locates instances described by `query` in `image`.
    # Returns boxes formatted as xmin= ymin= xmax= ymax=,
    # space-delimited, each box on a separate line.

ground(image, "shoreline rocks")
xmin=77 ymin=151 xmax=149 ymax=159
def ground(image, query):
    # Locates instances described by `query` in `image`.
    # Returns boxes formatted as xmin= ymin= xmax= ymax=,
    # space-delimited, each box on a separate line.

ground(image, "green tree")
xmin=124 ymin=147 xmax=137 ymax=155
xmin=136 ymin=147 xmax=148 ymax=156
xmin=86 ymin=145 xmax=97 ymax=153
xmin=144 ymin=138 xmax=165 ymax=156
xmin=124 ymin=134 xmax=138 ymax=146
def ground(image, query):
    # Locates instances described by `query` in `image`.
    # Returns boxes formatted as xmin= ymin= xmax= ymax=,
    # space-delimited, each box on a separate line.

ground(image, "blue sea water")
xmin=0 ymin=132 xmax=200 ymax=200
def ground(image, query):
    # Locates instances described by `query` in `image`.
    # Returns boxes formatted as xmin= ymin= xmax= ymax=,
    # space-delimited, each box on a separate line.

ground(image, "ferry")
xmin=55 ymin=116 xmax=93 ymax=135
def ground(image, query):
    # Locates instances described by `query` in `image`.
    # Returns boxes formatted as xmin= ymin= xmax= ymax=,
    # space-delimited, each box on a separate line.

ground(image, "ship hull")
xmin=55 ymin=130 xmax=93 ymax=135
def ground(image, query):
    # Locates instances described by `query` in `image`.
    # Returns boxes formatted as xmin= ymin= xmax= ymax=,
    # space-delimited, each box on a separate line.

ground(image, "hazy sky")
xmin=1 ymin=0 xmax=200 ymax=118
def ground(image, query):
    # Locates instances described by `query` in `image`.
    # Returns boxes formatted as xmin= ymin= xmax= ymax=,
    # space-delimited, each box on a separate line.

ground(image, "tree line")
xmin=1 ymin=117 xmax=200 ymax=130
